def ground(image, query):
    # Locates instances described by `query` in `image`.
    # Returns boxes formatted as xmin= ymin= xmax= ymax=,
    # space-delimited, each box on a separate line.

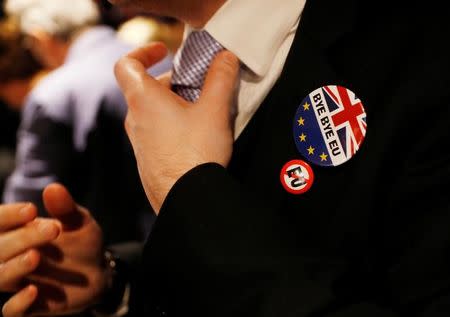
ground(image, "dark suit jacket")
xmin=134 ymin=1 xmax=450 ymax=316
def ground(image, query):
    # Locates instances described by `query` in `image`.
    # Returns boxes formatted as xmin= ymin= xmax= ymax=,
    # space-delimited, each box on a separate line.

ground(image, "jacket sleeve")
xmin=141 ymin=163 xmax=306 ymax=317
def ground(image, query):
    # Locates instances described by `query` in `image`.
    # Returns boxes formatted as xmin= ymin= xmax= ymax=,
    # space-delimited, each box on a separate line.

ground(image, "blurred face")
xmin=0 ymin=80 xmax=30 ymax=110
xmin=108 ymin=0 xmax=225 ymax=28
xmin=26 ymin=32 xmax=69 ymax=69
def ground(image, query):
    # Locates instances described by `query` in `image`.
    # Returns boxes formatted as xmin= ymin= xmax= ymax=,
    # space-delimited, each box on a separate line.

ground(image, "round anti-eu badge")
xmin=293 ymin=85 xmax=367 ymax=167
xmin=280 ymin=160 xmax=314 ymax=195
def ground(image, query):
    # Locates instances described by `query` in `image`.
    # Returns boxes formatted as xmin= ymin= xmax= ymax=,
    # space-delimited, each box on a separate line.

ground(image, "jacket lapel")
xmin=230 ymin=0 xmax=359 ymax=178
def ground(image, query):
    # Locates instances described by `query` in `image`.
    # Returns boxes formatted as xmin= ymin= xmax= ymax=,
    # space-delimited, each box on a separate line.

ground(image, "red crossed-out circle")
xmin=280 ymin=160 xmax=314 ymax=195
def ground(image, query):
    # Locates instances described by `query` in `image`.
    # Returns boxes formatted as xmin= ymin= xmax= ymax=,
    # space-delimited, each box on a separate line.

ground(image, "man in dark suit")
xmin=0 ymin=1 xmax=449 ymax=317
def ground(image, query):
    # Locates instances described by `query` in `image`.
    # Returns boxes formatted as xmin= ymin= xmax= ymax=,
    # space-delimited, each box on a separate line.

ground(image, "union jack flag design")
xmin=293 ymin=85 xmax=367 ymax=167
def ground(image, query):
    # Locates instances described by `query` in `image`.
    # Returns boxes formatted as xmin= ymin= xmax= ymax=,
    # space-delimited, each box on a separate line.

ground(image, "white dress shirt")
xmin=184 ymin=0 xmax=307 ymax=138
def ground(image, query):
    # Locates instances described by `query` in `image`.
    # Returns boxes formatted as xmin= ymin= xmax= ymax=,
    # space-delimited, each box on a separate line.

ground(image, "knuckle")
xmin=217 ymin=61 xmax=232 ymax=76
xmin=21 ymin=224 xmax=44 ymax=247
xmin=22 ymin=251 xmax=36 ymax=269
xmin=124 ymin=119 xmax=131 ymax=136
xmin=124 ymin=115 xmax=132 ymax=132
xmin=125 ymin=113 xmax=138 ymax=132
xmin=126 ymin=92 xmax=139 ymax=110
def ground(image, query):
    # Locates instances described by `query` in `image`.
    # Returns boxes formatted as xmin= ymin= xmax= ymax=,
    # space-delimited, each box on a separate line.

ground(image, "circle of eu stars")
xmin=296 ymin=102 xmax=329 ymax=163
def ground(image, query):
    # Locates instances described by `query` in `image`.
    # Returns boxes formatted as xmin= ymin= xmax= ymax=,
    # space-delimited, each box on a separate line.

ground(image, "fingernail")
xmin=19 ymin=203 xmax=32 ymax=217
xmin=22 ymin=252 xmax=31 ymax=265
xmin=37 ymin=221 xmax=59 ymax=238
xmin=221 ymin=51 xmax=238 ymax=65
xmin=26 ymin=284 xmax=36 ymax=296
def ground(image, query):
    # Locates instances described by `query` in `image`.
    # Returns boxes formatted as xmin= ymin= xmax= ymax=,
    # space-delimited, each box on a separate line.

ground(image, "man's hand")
xmin=1 ymin=184 xmax=106 ymax=317
xmin=114 ymin=43 xmax=240 ymax=213
xmin=0 ymin=203 xmax=59 ymax=293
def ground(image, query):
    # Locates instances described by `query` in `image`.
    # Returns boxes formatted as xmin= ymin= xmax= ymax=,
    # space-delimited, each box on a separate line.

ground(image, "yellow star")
xmin=303 ymin=102 xmax=310 ymax=111
xmin=297 ymin=117 xmax=305 ymax=126
xmin=307 ymin=145 xmax=315 ymax=155
xmin=320 ymin=152 xmax=328 ymax=162
xmin=299 ymin=133 xmax=307 ymax=142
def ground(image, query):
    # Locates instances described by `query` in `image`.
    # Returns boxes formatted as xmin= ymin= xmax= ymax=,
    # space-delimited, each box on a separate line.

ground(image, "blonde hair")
xmin=5 ymin=0 xmax=100 ymax=39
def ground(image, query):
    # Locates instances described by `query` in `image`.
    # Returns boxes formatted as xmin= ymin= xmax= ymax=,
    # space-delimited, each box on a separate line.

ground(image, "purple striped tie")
xmin=171 ymin=30 xmax=224 ymax=102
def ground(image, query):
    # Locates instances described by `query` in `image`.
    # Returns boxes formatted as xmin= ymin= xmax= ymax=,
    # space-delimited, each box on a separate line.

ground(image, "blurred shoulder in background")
xmin=0 ymin=16 xmax=46 ymax=193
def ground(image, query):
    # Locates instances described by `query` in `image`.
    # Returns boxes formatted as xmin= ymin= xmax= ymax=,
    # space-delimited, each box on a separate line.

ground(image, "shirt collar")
xmin=65 ymin=26 xmax=116 ymax=64
xmin=202 ymin=0 xmax=306 ymax=77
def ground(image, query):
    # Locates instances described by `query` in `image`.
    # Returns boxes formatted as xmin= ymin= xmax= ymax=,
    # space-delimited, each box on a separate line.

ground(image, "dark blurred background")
xmin=0 ymin=0 xmax=20 ymax=193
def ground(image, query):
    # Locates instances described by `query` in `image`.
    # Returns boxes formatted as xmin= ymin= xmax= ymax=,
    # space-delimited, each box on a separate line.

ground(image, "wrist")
xmin=144 ymin=171 xmax=179 ymax=214
xmin=147 ymin=161 xmax=213 ymax=213
xmin=91 ymin=250 xmax=129 ymax=316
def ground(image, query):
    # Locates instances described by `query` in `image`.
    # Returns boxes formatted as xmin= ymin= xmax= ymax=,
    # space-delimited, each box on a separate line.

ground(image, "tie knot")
xmin=171 ymin=30 xmax=224 ymax=101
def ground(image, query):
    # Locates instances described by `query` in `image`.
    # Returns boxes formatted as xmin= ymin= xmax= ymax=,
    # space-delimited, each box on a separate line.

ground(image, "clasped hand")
xmin=0 ymin=184 xmax=105 ymax=317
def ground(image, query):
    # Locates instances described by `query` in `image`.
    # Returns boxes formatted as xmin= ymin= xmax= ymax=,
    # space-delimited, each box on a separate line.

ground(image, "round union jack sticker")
xmin=280 ymin=160 xmax=314 ymax=195
xmin=293 ymin=85 xmax=367 ymax=167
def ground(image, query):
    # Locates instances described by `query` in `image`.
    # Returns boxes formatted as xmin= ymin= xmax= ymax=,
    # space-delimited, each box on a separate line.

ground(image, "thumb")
xmin=114 ymin=42 xmax=170 ymax=107
xmin=199 ymin=51 xmax=240 ymax=118
xmin=42 ymin=183 xmax=85 ymax=230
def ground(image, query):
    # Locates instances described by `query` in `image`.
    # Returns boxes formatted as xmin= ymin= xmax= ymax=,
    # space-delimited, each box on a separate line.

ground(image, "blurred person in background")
xmin=94 ymin=0 xmax=183 ymax=55
xmin=0 ymin=16 xmax=45 ymax=195
xmin=2 ymin=0 xmax=171 ymax=244
xmin=95 ymin=0 xmax=183 ymax=58
xmin=0 ymin=17 xmax=47 ymax=110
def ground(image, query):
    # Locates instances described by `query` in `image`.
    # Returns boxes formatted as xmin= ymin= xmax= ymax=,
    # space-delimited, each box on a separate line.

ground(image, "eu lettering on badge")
xmin=280 ymin=160 xmax=314 ymax=195
xmin=293 ymin=85 xmax=368 ymax=167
